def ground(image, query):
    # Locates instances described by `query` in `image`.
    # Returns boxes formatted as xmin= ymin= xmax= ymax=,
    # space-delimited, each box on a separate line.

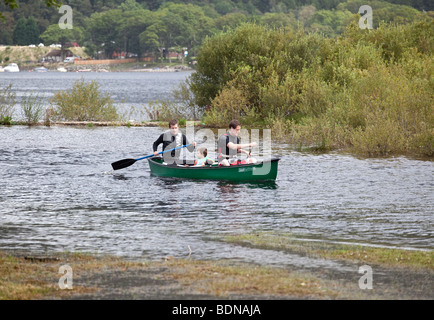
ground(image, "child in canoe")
xmin=193 ymin=147 xmax=214 ymax=166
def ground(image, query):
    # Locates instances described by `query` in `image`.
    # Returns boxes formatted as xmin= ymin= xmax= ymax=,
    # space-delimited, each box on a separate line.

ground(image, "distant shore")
xmin=0 ymin=45 xmax=194 ymax=73
xmin=0 ymin=62 xmax=194 ymax=73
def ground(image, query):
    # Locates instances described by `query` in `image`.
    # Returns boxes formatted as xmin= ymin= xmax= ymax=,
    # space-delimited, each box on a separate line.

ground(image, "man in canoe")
xmin=153 ymin=119 xmax=196 ymax=164
xmin=218 ymin=119 xmax=257 ymax=166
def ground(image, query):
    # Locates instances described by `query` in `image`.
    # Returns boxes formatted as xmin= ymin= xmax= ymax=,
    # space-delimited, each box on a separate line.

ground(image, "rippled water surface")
xmin=0 ymin=72 xmax=433 ymax=270
xmin=1 ymin=125 xmax=433 ymax=267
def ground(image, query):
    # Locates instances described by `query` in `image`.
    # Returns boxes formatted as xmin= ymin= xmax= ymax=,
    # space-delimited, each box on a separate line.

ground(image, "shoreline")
xmin=0 ymin=120 xmax=199 ymax=127
xmin=1 ymin=60 xmax=194 ymax=74
xmin=1 ymin=239 xmax=432 ymax=300
xmin=1 ymin=121 xmax=433 ymax=161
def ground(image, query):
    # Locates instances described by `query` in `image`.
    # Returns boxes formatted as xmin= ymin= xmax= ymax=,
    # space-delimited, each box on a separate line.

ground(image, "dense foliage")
xmin=188 ymin=20 xmax=433 ymax=157
xmin=0 ymin=0 xmax=432 ymax=60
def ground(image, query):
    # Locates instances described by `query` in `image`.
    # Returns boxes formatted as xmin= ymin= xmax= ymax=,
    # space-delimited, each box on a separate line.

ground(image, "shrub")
xmin=409 ymin=130 xmax=434 ymax=157
xmin=350 ymin=111 xmax=406 ymax=156
xmin=143 ymin=79 xmax=203 ymax=123
xmin=172 ymin=79 xmax=203 ymax=120
xmin=206 ymin=82 xmax=250 ymax=126
xmin=187 ymin=19 xmax=434 ymax=157
xmin=144 ymin=99 xmax=193 ymax=122
xmin=49 ymin=79 xmax=118 ymax=122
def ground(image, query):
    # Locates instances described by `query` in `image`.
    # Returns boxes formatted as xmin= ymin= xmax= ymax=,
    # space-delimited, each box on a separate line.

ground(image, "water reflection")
xmin=217 ymin=181 xmax=278 ymax=190
xmin=112 ymin=174 xmax=130 ymax=181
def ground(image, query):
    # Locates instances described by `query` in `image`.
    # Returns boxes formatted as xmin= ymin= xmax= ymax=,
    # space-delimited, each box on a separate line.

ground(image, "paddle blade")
xmin=111 ymin=158 xmax=137 ymax=170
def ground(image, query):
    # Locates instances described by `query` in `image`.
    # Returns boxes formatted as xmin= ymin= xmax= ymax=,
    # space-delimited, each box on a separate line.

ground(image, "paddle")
xmin=111 ymin=144 xmax=192 ymax=171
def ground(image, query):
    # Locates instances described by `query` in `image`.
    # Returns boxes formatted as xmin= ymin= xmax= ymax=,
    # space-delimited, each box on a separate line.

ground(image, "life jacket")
xmin=194 ymin=156 xmax=213 ymax=166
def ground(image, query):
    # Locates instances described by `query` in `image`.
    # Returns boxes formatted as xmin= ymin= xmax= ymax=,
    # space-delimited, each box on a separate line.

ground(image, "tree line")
xmin=0 ymin=0 xmax=432 ymax=60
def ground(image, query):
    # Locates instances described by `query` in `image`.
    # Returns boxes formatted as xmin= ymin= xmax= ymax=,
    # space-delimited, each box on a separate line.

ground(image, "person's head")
xmin=228 ymin=119 xmax=241 ymax=136
xmin=169 ymin=119 xmax=179 ymax=135
xmin=196 ymin=147 xmax=207 ymax=159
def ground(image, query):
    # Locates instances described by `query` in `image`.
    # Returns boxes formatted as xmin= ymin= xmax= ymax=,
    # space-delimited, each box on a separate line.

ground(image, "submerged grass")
xmin=223 ymin=232 xmax=434 ymax=270
xmin=2 ymin=247 xmax=432 ymax=300
xmin=0 ymin=251 xmax=142 ymax=300
xmin=0 ymin=84 xmax=16 ymax=125
xmin=0 ymin=250 xmax=335 ymax=300
xmin=21 ymin=92 xmax=45 ymax=126
xmin=161 ymin=259 xmax=333 ymax=298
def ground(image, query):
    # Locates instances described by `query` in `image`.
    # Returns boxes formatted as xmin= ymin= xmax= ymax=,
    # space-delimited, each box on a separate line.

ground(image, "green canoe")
xmin=148 ymin=157 xmax=280 ymax=181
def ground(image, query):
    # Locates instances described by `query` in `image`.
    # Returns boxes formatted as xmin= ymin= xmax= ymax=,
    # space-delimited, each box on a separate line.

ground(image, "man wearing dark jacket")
xmin=153 ymin=119 xmax=196 ymax=164
xmin=217 ymin=119 xmax=257 ymax=166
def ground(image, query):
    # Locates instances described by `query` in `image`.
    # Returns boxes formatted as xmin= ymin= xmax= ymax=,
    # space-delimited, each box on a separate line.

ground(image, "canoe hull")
xmin=148 ymin=157 xmax=280 ymax=181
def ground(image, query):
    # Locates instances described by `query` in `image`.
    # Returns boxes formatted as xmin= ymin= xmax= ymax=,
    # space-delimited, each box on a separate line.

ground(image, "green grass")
xmin=223 ymin=232 xmax=434 ymax=270
xmin=0 ymin=250 xmax=334 ymax=299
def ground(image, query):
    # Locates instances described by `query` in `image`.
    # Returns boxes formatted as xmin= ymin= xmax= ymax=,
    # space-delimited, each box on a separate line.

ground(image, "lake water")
xmin=0 ymin=72 xmax=433 ymax=272
xmin=0 ymin=71 xmax=191 ymax=121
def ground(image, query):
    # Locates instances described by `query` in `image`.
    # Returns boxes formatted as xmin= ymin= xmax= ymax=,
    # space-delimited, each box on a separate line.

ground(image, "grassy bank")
xmin=0 ymin=250 xmax=332 ymax=300
xmin=0 ymin=251 xmax=135 ymax=299
xmin=0 ymin=46 xmax=87 ymax=69
xmin=1 ymin=241 xmax=432 ymax=300
xmin=223 ymin=232 xmax=434 ymax=271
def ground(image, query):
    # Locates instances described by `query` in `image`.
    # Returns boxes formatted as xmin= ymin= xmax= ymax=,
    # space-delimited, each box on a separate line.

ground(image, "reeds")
xmin=0 ymin=84 xmax=16 ymax=125
xmin=21 ymin=92 xmax=44 ymax=126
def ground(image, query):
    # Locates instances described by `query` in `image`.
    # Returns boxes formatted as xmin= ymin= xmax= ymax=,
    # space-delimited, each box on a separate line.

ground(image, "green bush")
xmin=187 ymin=19 xmax=433 ymax=157
xmin=49 ymin=79 xmax=118 ymax=122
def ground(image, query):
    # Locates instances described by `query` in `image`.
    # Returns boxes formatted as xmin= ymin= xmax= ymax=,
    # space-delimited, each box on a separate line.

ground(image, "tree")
xmin=139 ymin=19 xmax=166 ymax=61
xmin=337 ymin=0 xmax=424 ymax=28
xmin=298 ymin=5 xmax=317 ymax=25
xmin=87 ymin=9 xmax=123 ymax=58
xmin=139 ymin=4 xmax=213 ymax=61
xmin=259 ymin=12 xmax=298 ymax=29
xmin=307 ymin=9 xmax=353 ymax=36
xmin=13 ymin=17 xmax=27 ymax=45
xmin=1 ymin=0 xmax=61 ymax=20
xmin=0 ymin=11 xmax=13 ymax=44
xmin=118 ymin=6 xmax=154 ymax=58
xmin=120 ymin=0 xmax=142 ymax=11
xmin=158 ymin=4 xmax=214 ymax=57
xmin=26 ymin=17 xmax=40 ymax=45
xmin=40 ymin=24 xmax=83 ymax=60
xmin=13 ymin=16 xmax=40 ymax=45
xmin=214 ymin=13 xmax=248 ymax=31
xmin=213 ymin=0 xmax=236 ymax=15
